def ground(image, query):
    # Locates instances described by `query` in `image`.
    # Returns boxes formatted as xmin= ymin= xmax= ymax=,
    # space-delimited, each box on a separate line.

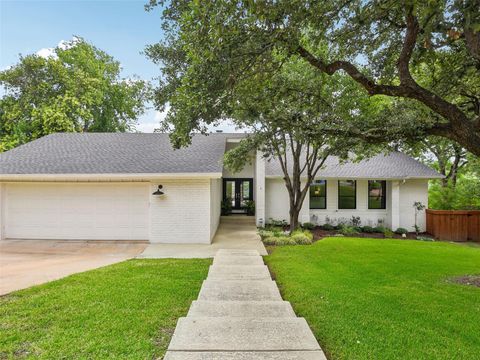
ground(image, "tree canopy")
xmin=221 ymin=58 xmax=377 ymax=229
xmin=0 ymin=38 xmax=150 ymax=151
xmin=146 ymin=0 xmax=480 ymax=155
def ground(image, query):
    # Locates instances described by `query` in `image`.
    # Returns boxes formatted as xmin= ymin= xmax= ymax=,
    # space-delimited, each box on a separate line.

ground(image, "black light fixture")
xmin=152 ymin=185 xmax=164 ymax=196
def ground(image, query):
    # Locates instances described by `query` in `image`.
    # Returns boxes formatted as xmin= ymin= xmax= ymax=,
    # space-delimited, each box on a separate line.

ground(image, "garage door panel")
xmin=5 ymin=183 xmax=149 ymax=240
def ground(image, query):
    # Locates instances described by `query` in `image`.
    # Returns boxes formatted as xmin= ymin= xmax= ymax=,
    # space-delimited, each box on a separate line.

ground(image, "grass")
xmin=265 ymin=237 xmax=480 ymax=360
xmin=0 ymin=259 xmax=211 ymax=359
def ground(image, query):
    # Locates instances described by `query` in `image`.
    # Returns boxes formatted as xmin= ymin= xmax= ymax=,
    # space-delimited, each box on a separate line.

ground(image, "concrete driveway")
xmin=0 ymin=240 xmax=147 ymax=295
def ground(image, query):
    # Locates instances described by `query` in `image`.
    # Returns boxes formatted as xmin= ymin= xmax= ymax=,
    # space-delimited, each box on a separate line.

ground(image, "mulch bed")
xmin=450 ymin=275 xmax=480 ymax=288
xmin=310 ymin=227 xmax=421 ymax=241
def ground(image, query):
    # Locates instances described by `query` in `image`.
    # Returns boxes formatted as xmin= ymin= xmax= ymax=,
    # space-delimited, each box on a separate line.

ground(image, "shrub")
xmin=291 ymin=233 xmax=313 ymax=245
xmin=339 ymin=225 xmax=359 ymax=236
xmin=258 ymin=230 xmax=274 ymax=240
xmin=275 ymin=236 xmax=296 ymax=245
xmin=221 ymin=198 xmax=232 ymax=215
xmin=383 ymin=228 xmax=395 ymax=238
xmin=292 ymin=229 xmax=313 ymax=240
xmin=262 ymin=236 xmax=278 ymax=245
xmin=395 ymin=227 xmax=408 ymax=235
xmin=362 ymin=225 xmax=375 ymax=233
xmin=269 ymin=218 xmax=288 ymax=227
xmin=373 ymin=226 xmax=385 ymax=233
xmin=302 ymin=222 xmax=315 ymax=230
xmin=351 ymin=216 xmax=361 ymax=227
xmin=321 ymin=223 xmax=335 ymax=231
xmin=245 ymin=200 xmax=255 ymax=216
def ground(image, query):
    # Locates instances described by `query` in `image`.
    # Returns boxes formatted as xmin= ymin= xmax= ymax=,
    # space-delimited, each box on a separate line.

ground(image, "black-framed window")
xmin=368 ymin=180 xmax=386 ymax=209
xmin=338 ymin=180 xmax=356 ymax=209
xmin=310 ymin=180 xmax=327 ymax=209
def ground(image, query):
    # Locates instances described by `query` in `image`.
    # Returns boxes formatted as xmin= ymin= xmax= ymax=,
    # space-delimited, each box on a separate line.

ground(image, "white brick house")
xmin=0 ymin=133 xmax=441 ymax=244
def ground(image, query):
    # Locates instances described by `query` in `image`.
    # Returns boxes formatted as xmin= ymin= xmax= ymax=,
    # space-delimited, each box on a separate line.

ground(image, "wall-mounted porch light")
xmin=152 ymin=185 xmax=164 ymax=196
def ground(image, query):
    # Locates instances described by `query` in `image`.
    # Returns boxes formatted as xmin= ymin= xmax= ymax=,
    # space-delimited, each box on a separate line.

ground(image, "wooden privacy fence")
xmin=426 ymin=209 xmax=480 ymax=242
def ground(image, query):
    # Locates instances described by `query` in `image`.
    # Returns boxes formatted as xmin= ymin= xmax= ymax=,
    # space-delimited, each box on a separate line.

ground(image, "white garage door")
xmin=5 ymin=183 xmax=150 ymax=240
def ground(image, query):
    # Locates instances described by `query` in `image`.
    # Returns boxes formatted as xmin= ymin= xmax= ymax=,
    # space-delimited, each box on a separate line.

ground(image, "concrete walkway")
xmin=164 ymin=249 xmax=326 ymax=359
xmin=138 ymin=216 xmax=267 ymax=258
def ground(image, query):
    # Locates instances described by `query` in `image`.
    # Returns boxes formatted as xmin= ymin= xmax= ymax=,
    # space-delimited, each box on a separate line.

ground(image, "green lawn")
xmin=265 ymin=237 xmax=480 ymax=360
xmin=0 ymin=259 xmax=211 ymax=359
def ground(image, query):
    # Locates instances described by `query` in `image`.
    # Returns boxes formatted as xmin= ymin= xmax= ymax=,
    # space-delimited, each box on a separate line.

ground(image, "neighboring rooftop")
xmin=0 ymin=133 xmax=441 ymax=179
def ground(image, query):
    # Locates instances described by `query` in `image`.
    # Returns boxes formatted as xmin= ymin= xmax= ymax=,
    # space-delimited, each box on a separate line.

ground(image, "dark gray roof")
xmin=0 ymin=133 xmax=441 ymax=178
xmin=265 ymin=151 xmax=443 ymax=179
xmin=0 ymin=133 xmax=239 ymax=175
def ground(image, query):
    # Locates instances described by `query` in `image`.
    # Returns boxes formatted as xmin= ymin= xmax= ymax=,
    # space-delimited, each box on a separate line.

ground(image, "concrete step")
xmin=208 ymin=265 xmax=271 ymax=280
xmin=213 ymin=255 xmax=264 ymax=266
xmin=164 ymin=351 xmax=327 ymax=360
xmin=216 ymin=249 xmax=259 ymax=256
xmin=198 ymin=280 xmax=282 ymax=301
xmin=220 ymin=216 xmax=256 ymax=224
xmin=187 ymin=300 xmax=296 ymax=318
xmin=167 ymin=317 xmax=321 ymax=351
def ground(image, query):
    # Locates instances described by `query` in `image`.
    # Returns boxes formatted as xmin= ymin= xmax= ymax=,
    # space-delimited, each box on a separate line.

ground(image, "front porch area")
xmin=138 ymin=216 xmax=267 ymax=258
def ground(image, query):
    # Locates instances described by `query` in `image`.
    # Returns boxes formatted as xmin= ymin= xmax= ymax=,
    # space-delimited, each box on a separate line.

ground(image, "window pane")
xmin=339 ymin=196 xmax=355 ymax=209
xmin=338 ymin=180 xmax=356 ymax=209
xmin=339 ymin=180 xmax=355 ymax=196
xmin=368 ymin=197 xmax=383 ymax=209
xmin=310 ymin=197 xmax=326 ymax=209
xmin=368 ymin=180 xmax=386 ymax=209
xmin=310 ymin=180 xmax=326 ymax=209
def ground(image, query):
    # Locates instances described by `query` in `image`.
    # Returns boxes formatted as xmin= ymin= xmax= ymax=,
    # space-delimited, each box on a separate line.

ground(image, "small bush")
xmin=275 ymin=236 xmax=296 ymax=245
xmin=269 ymin=218 xmax=288 ymax=227
xmin=292 ymin=229 xmax=313 ymax=240
xmin=262 ymin=236 xmax=277 ymax=245
xmin=302 ymin=222 xmax=315 ymax=230
xmin=362 ymin=226 xmax=375 ymax=233
xmin=351 ymin=216 xmax=361 ymax=227
xmin=321 ymin=223 xmax=335 ymax=231
xmin=291 ymin=233 xmax=313 ymax=245
xmin=258 ymin=230 xmax=274 ymax=240
xmin=373 ymin=226 xmax=385 ymax=233
xmin=383 ymin=228 xmax=395 ymax=238
xmin=395 ymin=227 xmax=408 ymax=235
xmin=339 ymin=225 xmax=359 ymax=236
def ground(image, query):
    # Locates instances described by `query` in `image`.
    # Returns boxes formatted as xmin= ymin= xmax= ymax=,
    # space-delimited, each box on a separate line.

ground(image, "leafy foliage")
xmin=146 ymin=0 xmax=480 ymax=154
xmin=0 ymin=38 xmax=150 ymax=151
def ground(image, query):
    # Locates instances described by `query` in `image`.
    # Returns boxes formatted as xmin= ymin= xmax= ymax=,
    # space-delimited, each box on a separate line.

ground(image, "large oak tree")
xmin=146 ymin=0 xmax=480 ymax=155
xmin=0 ymin=38 xmax=150 ymax=151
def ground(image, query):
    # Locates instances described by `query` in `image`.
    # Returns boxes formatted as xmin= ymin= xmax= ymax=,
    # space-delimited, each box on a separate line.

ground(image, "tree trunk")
xmin=289 ymin=207 xmax=300 ymax=232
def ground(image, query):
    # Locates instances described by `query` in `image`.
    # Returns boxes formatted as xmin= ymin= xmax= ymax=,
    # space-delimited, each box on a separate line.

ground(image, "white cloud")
xmin=36 ymin=37 xmax=82 ymax=59
xmin=36 ymin=47 xmax=56 ymax=59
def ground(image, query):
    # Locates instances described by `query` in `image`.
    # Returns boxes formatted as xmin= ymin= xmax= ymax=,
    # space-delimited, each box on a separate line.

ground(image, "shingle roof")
xmin=265 ymin=151 xmax=443 ymax=179
xmin=0 ymin=133 xmax=239 ymax=175
xmin=0 ymin=133 xmax=441 ymax=179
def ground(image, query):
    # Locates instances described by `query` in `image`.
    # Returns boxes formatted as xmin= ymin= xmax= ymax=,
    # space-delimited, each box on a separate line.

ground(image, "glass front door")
xmin=223 ymin=178 xmax=253 ymax=213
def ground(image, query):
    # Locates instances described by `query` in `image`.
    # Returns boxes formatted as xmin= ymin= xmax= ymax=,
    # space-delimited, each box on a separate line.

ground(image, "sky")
xmin=0 ymin=0 xmax=238 ymax=133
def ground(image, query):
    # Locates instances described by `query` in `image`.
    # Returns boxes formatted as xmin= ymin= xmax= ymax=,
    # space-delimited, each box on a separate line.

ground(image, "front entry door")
xmin=223 ymin=178 xmax=253 ymax=213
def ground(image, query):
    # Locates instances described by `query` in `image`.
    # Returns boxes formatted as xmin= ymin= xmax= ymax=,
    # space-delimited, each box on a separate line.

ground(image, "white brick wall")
xmin=264 ymin=178 xmax=428 ymax=231
xmin=399 ymin=179 xmax=429 ymax=232
xmin=209 ymin=178 xmax=222 ymax=240
xmin=308 ymin=180 xmax=388 ymax=227
xmin=265 ymin=178 xmax=310 ymax=224
xmin=150 ymin=179 xmax=211 ymax=244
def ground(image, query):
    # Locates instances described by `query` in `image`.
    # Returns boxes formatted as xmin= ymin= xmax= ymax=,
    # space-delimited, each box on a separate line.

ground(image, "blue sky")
xmin=0 ymin=0 xmax=236 ymax=132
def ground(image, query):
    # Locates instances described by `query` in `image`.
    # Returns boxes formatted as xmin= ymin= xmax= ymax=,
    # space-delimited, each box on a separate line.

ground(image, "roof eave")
xmin=0 ymin=172 xmax=223 ymax=182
